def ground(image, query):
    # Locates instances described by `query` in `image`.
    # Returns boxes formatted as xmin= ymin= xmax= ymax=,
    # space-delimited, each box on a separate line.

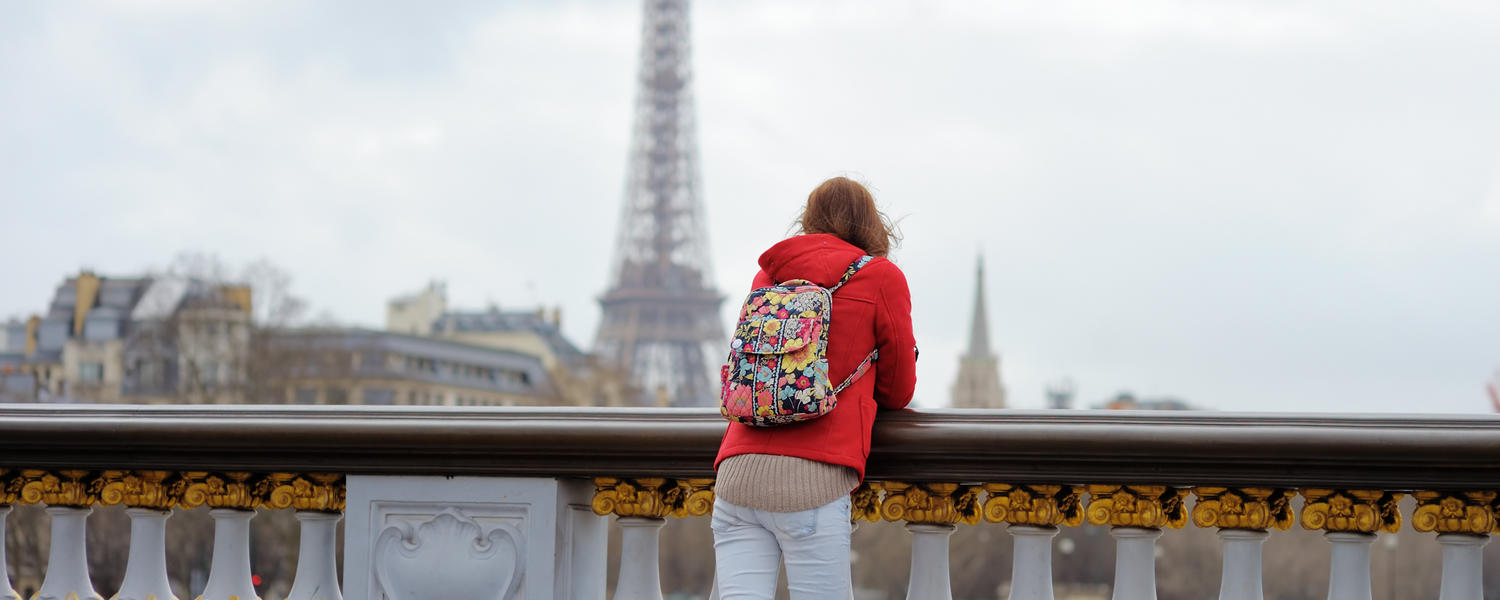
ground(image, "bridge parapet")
xmin=1 ymin=405 xmax=1497 ymax=599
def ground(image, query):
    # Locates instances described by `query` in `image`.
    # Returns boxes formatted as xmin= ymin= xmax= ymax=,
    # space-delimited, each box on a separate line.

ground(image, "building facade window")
xmin=362 ymin=388 xmax=396 ymax=405
xmin=78 ymin=362 xmax=104 ymax=384
xmin=294 ymin=388 xmax=318 ymax=404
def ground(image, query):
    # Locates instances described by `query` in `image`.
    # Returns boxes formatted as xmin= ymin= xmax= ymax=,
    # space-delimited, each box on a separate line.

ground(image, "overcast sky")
xmin=3 ymin=0 xmax=1498 ymax=413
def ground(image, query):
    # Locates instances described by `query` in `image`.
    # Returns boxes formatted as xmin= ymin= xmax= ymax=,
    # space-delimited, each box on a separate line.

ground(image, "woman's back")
xmin=711 ymin=176 xmax=914 ymax=600
xmin=714 ymin=232 xmax=917 ymax=481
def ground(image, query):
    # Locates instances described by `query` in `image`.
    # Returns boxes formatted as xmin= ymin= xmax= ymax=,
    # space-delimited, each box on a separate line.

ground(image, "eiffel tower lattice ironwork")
xmin=595 ymin=0 xmax=723 ymax=407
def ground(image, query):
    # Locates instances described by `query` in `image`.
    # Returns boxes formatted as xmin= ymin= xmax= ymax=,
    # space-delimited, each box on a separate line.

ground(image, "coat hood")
xmin=757 ymin=234 xmax=869 ymax=287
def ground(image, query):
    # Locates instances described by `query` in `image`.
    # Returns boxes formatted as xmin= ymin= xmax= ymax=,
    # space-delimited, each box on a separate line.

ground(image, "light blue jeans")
xmin=710 ymin=496 xmax=853 ymax=599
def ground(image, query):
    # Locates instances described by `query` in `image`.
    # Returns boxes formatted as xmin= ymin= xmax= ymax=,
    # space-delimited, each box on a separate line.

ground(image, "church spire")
xmin=966 ymin=255 xmax=992 ymax=358
xmin=951 ymin=253 xmax=1006 ymax=409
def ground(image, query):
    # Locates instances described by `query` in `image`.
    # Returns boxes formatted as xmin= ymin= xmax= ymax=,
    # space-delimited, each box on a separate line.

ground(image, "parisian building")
xmin=0 ymin=271 xmax=253 ymax=403
xmin=385 ymin=282 xmax=632 ymax=406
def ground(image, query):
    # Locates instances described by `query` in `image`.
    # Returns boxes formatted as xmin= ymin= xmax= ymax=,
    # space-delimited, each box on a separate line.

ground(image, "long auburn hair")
xmin=795 ymin=176 xmax=901 ymax=257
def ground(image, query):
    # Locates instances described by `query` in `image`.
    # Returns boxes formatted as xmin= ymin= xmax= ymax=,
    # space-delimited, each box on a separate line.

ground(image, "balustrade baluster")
xmin=0 ymin=505 xmax=21 ymax=600
xmin=186 ymin=472 xmax=265 ymax=600
xmin=982 ymin=484 xmax=1084 ymax=600
xmin=279 ymin=474 xmax=346 ymax=600
xmin=200 ymin=509 xmax=259 ymax=600
xmin=114 ymin=509 xmax=176 ymax=600
xmin=592 ymin=478 xmax=713 ymax=600
xmin=1192 ymin=487 xmax=1293 ymax=600
xmin=1215 ymin=530 xmax=1269 ymax=600
xmin=286 ymin=512 xmax=344 ymax=600
xmin=1411 ymin=491 xmax=1495 ymax=600
xmin=1006 ymin=526 xmax=1058 ymax=600
xmin=102 ymin=471 xmax=180 ymax=600
xmin=876 ymin=482 xmax=978 ymax=600
xmin=615 ymin=517 xmax=666 ymax=600
xmin=1325 ymin=532 xmax=1375 ymax=600
xmin=905 ymin=523 xmax=956 ymax=600
xmin=26 ymin=470 xmax=103 ymax=600
xmin=1435 ymin=534 xmax=1487 ymax=599
xmin=1086 ymin=485 xmax=1188 ymax=600
xmin=1300 ymin=489 xmax=1401 ymax=600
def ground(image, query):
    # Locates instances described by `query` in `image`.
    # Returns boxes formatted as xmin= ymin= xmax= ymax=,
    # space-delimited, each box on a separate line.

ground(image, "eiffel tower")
xmin=595 ymin=0 xmax=723 ymax=407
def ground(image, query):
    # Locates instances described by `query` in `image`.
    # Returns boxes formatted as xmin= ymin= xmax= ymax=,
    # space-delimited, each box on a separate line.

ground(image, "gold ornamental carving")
xmin=877 ymin=482 xmax=982 ymax=525
xmin=1410 ymin=491 xmax=1496 ymax=535
xmin=1085 ymin=485 xmax=1188 ymax=529
xmin=18 ymin=470 xmax=100 ymax=507
xmin=264 ymin=473 xmax=346 ymax=512
xmin=1191 ymin=487 xmax=1294 ymax=531
xmin=1300 ymin=489 xmax=1402 ymax=534
xmin=0 ymin=469 xmax=22 ymax=505
xmin=180 ymin=472 xmax=266 ymax=510
xmin=592 ymin=477 xmax=715 ymax=519
xmin=982 ymin=484 xmax=1084 ymax=527
xmin=99 ymin=471 xmax=184 ymax=510
xmin=851 ymin=482 xmax=882 ymax=523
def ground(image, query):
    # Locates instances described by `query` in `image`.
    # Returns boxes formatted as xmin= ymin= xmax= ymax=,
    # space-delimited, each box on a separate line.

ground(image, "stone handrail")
xmin=4 ymin=404 xmax=1500 ymax=600
xmin=3 ymin=404 xmax=1499 ymax=487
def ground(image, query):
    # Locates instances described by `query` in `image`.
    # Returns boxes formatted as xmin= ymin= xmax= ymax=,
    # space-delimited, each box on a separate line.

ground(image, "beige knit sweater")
xmin=715 ymin=453 xmax=860 ymax=513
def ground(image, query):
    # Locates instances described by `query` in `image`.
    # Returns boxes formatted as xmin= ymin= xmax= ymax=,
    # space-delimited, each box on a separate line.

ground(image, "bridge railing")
xmin=2 ymin=404 xmax=1498 ymax=600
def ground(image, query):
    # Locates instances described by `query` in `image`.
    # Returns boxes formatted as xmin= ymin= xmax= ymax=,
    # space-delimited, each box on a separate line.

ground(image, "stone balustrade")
xmin=2 ymin=404 xmax=1499 ymax=600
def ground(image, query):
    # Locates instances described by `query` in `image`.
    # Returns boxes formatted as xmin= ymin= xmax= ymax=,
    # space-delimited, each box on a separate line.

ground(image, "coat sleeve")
xmin=872 ymin=263 xmax=917 ymax=410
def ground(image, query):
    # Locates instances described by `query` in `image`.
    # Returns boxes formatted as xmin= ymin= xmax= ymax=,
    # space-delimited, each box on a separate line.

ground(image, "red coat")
xmin=714 ymin=233 xmax=918 ymax=480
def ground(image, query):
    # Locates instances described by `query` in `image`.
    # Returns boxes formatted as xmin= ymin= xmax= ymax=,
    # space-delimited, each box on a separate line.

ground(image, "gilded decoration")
xmin=99 ymin=470 xmax=184 ymax=510
xmin=1411 ymin=491 xmax=1497 ymax=535
xmin=1300 ymin=489 xmax=1403 ymax=534
xmin=878 ymin=482 xmax=982 ymax=525
xmin=851 ymin=482 xmax=882 ymax=523
xmin=1084 ymin=485 xmax=1188 ymax=529
xmin=180 ymin=471 xmax=265 ymax=510
xmin=982 ymin=484 xmax=1084 ymax=527
xmin=592 ymin=477 xmax=714 ymax=519
xmin=18 ymin=469 xmax=100 ymax=507
xmin=0 ymin=469 xmax=22 ymax=505
xmin=1191 ymin=487 xmax=1293 ymax=531
xmin=265 ymin=473 xmax=346 ymax=512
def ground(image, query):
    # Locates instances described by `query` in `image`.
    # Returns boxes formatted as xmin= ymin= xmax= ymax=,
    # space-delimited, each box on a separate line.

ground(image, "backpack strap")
xmin=828 ymin=255 xmax=875 ymax=294
xmin=832 ymin=349 xmax=879 ymax=395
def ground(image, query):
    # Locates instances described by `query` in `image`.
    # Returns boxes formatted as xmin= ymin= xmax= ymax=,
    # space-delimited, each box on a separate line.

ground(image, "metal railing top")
xmin=2 ymin=404 xmax=1498 ymax=489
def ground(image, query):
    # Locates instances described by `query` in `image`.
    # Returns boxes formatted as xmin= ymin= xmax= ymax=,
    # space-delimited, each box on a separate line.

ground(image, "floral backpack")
xmin=719 ymin=255 xmax=879 ymax=427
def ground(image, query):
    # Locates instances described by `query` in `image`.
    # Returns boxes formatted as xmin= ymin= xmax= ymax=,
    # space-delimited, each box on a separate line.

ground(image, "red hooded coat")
xmin=714 ymin=234 xmax=918 ymax=480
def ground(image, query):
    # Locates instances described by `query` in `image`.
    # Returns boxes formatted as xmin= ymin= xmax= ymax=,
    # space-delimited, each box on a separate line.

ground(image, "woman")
xmin=712 ymin=176 xmax=918 ymax=599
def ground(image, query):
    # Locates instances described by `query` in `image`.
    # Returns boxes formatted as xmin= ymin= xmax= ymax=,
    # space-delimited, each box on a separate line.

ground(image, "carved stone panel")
xmin=344 ymin=476 xmax=606 ymax=600
xmin=374 ymin=508 xmax=523 ymax=600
